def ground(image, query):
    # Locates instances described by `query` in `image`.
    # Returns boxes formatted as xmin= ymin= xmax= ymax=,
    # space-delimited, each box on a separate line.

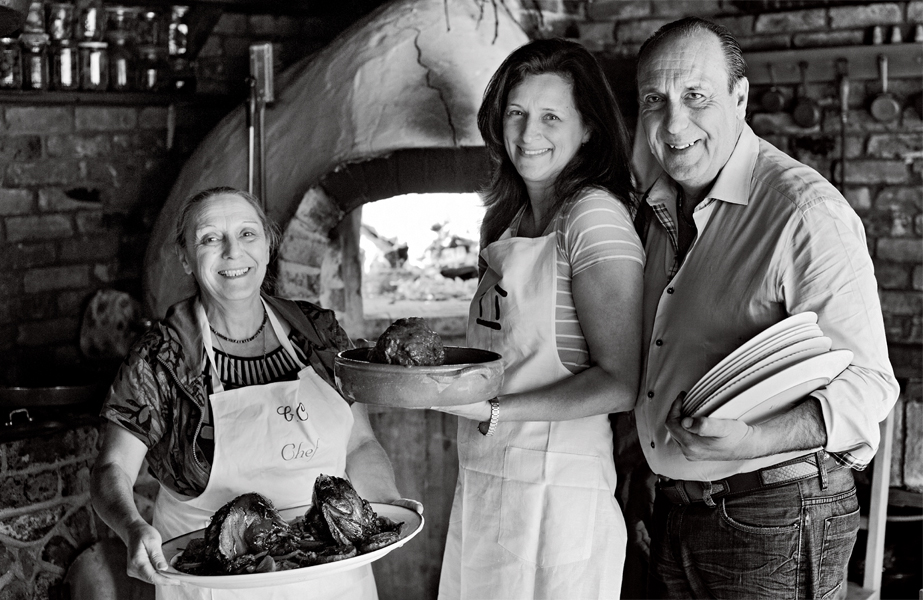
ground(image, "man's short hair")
xmin=637 ymin=17 xmax=747 ymax=92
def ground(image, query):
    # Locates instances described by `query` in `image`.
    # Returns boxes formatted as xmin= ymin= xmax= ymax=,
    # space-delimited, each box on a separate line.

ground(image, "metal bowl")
xmin=334 ymin=347 xmax=503 ymax=408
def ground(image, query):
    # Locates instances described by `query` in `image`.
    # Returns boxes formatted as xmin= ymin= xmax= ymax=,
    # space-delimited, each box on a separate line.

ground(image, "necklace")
xmin=211 ymin=318 xmax=269 ymax=387
xmin=210 ymin=307 xmax=268 ymax=344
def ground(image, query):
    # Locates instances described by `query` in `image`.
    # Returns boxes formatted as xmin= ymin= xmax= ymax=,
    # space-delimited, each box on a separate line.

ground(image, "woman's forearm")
xmin=90 ymin=461 xmax=149 ymax=542
xmin=496 ymin=364 xmax=637 ymax=422
xmin=435 ymin=364 xmax=638 ymax=425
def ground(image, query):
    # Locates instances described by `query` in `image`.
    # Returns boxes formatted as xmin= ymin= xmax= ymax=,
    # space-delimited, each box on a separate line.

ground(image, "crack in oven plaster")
xmin=412 ymin=28 xmax=459 ymax=146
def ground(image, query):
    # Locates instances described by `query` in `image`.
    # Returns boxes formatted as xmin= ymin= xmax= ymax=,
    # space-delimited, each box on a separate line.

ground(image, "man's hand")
xmin=665 ymin=393 xmax=757 ymax=461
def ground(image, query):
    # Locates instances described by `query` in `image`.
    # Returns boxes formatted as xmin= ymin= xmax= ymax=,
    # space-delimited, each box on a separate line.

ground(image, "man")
xmin=632 ymin=17 xmax=899 ymax=599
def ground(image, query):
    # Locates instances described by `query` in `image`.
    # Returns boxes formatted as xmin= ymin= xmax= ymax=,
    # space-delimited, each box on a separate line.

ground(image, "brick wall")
xmin=0 ymin=101 xmax=226 ymax=382
xmin=194 ymin=9 xmax=376 ymax=97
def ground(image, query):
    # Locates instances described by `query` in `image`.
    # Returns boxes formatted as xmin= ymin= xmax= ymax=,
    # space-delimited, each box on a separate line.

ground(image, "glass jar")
xmin=78 ymin=1 xmax=105 ymax=41
xmin=78 ymin=40 xmax=108 ymax=90
xmin=136 ymin=44 xmax=166 ymax=91
xmin=46 ymin=3 xmax=75 ymax=41
xmin=20 ymin=32 xmax=49 ymax=90
xmin=168 ymin=56 xmax=195 ymax=93
xmin=50 ymin=39 xmax=79 ymax=90
xmin=105 ymin=5 xmax=138 ymax=39
xmin=137 ymin=9 xmax=162 ymax=46
xmin=0 ymin=37 xmax=22 ymax=89
xmin=24 ymin=1 xmax=45 ymax=33
xmin=168 ymin=5 xmax=189 ymax=57
xmin=108 ymin=31 xmax=134 ymax=91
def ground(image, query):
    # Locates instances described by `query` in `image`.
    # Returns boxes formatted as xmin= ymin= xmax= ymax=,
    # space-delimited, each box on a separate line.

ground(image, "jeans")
xmin=648 ymin=463 xmax=859 ymax=599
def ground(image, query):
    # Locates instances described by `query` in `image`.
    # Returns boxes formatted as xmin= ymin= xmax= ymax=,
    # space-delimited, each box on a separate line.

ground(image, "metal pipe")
xmin=246 ymin=76 xmax=256 ymax=195
xmin=837 ymin=59 xmax=849 ymax=191
xmin=258 ymin=99 xmax=267 ymax=208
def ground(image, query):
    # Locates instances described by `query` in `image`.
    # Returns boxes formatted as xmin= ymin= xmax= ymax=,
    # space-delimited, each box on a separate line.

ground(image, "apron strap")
xmin=195 ymin=298 xmax=306 ymax=394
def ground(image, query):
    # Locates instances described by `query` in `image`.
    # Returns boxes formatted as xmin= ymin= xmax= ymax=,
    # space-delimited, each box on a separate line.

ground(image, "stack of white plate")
xmin=682 ymin=312 xmax=853 ymax=424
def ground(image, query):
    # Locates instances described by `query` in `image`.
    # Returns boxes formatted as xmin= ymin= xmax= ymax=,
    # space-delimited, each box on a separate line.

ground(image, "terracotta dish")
xmin=334 ymin=347 xmax=503 ymax=408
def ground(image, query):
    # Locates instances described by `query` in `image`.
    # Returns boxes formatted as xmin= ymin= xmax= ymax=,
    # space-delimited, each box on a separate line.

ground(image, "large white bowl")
xmin=162 ymin=503 xmax=423 ymax=589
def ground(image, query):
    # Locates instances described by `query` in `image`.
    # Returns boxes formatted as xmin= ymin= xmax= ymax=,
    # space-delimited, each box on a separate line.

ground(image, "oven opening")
xmin=356 ymin=192 xmax=484 ymax=344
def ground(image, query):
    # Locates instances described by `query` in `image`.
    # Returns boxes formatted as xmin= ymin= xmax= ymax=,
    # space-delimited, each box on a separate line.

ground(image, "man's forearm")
xmin=749 ymin=397 xmax=827 ymax=458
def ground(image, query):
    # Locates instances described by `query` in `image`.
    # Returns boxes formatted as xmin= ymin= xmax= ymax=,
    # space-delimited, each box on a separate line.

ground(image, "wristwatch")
xmin=479 ymin=398 xmax=500 ymax=436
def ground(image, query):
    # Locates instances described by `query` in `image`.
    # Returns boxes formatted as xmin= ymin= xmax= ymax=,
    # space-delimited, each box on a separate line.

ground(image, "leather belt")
xmin=658 ymin=451 xmax=840 ymax=506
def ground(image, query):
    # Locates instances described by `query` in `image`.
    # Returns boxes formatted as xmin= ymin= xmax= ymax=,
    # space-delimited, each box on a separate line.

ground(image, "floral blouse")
xmin=100 ymin=295 xmax=352 ymax=497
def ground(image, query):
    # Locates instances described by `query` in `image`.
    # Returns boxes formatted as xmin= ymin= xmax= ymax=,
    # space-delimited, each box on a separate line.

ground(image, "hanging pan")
xmin=0 ymin=384 xmax=105 ymax=409
xmin=761 ymin=63 xmax=786 ymax=113
xmin=870 ymin=54 xmax=901 ymax=123
xmin=792 ymin=61 xmax=820 ymax=128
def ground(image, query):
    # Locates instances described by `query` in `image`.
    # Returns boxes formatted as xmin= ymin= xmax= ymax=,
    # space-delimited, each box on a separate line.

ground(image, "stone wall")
xmin=0 ymin=426 xmax=103 ymax=599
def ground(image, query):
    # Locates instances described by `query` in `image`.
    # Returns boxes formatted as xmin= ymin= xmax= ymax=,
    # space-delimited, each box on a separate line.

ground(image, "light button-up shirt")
xmin=635 ymin=125 xmax=899 ymax=482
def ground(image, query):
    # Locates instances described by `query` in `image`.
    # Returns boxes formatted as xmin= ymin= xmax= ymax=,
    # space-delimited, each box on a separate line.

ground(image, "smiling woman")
xmin=434 ymin=38 xmax=643 ymax=600
xmin=502 ymin=72 xmax=590 ymax=217
xmin=91 ymin=186 xmax=418 ymax=600
xmin=175 ymin=188 xmax=276 ymax=339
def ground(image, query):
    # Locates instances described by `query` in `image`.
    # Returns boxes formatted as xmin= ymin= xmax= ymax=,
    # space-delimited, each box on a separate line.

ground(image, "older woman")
xmin=91 ymin=187 xmax=414 ymax=600
xmin=435 ymin=39 xmax=644 ymax=599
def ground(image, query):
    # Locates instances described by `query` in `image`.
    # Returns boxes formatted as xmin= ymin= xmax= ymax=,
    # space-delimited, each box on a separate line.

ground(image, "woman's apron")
xmin=438 ymin=224 xmax=627 ymax=600
xmin=152 ymin=298 xmax=378 ymax=600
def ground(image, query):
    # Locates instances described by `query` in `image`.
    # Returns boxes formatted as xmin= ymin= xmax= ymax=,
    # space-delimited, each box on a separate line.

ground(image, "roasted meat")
xmin=176 ymin=492 xmax=295 ymax=575
xmin=173 ymin=478 xmax=405 ymax=576
xmin=304 ymin=474 xmax=404 ymax=550
xmin=370 ymin=317 xmax=445 ymax=366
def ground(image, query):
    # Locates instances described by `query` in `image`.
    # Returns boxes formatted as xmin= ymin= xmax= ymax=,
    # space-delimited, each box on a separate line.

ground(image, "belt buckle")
xmin=701 ymin=481 xmax=717 ymax=507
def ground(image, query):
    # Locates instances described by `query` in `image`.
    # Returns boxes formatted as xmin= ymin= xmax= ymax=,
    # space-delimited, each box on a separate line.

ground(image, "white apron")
xmin=438 ymin=222 xmax=627 ymax=600
xmin=152 ymin=298 xmax=378 ymax=600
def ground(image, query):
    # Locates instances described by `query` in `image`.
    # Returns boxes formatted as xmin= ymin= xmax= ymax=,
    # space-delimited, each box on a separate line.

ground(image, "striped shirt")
xmin=512 ymin=187 xmax=645 ymax=373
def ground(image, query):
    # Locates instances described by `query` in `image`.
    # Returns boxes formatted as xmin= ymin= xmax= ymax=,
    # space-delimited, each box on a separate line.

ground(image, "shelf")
xmin=744 ymin=43 xmax=923 ymax=85
xmin=0 ymin=89 xmax=234 ymax=105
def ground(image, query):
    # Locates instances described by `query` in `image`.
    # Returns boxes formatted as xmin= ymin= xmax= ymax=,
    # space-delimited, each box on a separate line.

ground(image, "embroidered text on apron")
xmin=438 ymin=219 xmax=627 ymax=600
xmin=152 ymin=298 xmax=377 ymax=600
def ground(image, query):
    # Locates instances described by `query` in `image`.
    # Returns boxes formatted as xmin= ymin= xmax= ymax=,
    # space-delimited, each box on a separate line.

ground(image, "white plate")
xmin=682 ymin=313 xmax=818 ymax=407
xmin=684 ymin=322 xmax=822 ymax=409
xmin=687 ymin=337 xmax=833 ymax=417
xmin=161 ymin=503 xmax=424 ymax=589
xmin=702 ymin=350 xmax=854 ymax=422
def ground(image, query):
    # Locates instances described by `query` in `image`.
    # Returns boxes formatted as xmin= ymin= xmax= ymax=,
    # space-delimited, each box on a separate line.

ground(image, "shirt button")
xmin=647 ymin=391 xmax=654 ymax=398
xmin=667 ymin=287 xmax=674 ymax=294
xmin=651 ymin=441 xmax=655 ymax=448
xmin=655 ymin=339 xmax=663 ymax=346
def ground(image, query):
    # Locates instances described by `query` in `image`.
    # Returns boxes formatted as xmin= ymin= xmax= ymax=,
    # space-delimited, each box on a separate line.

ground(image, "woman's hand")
xmin=124 ymin=519 xmax=181 ymax=586
xmin=429 ymin=400 xmax=492 ymax=422
xmin=92 ymin=425 xmax=180 ymax=587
